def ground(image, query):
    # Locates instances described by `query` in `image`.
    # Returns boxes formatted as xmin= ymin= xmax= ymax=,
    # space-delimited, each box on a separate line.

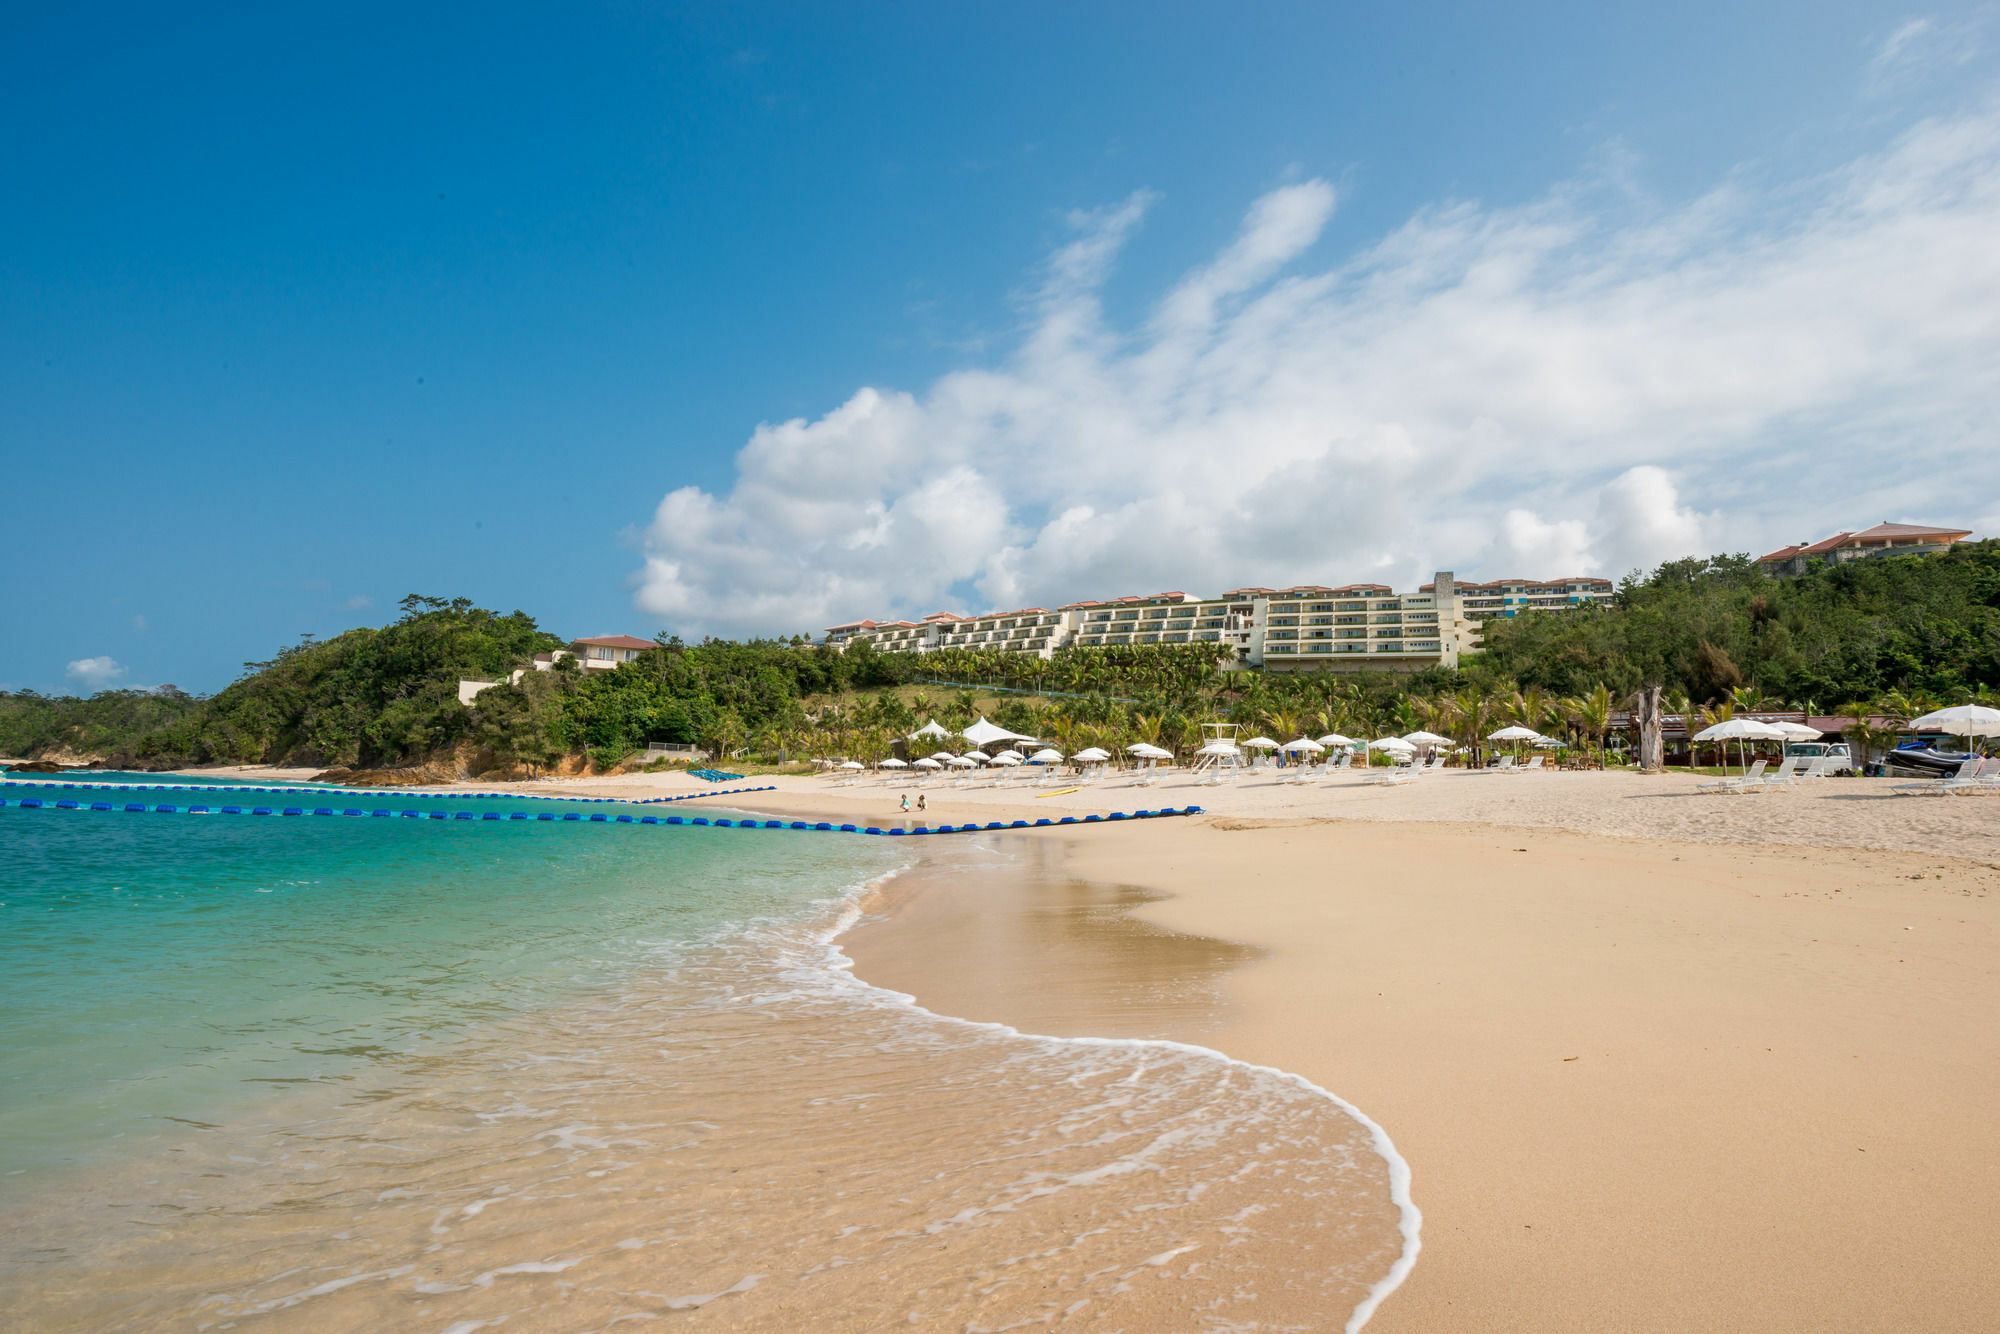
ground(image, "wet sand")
xmin=848 ymin=815 xmax=2000 ymax=1332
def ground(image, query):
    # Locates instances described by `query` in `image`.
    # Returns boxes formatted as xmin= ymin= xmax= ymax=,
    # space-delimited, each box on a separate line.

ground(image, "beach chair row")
xmin=1696 ymin=754 xmax=1843 ymax=795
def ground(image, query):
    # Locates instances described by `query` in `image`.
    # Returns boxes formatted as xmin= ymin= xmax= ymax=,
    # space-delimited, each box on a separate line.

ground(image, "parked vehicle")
xmin=1782 ymin=741 xmax=1853 ymax=773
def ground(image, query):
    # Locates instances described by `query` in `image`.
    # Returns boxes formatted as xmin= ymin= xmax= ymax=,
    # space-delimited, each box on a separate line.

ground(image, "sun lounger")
xmin=1360 ymin=763 xmax=1418 ymax=786
xmin=1486 ymin=756 xmax=1516 ymax=774
xmin=1517 ymin=755 xmax=1545 ymax=772
xmin=1754 ymin=755 xmax=1804 ymax=790
xmin=1892 ymin=756 xmax=1982 ymax=795
xmin=1697 ymin=759 xmax=1769 ymax=794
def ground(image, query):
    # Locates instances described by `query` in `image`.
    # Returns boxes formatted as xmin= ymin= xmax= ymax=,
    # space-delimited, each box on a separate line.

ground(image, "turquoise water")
xmin=0 ymin=774 xmax=897 ymax=1184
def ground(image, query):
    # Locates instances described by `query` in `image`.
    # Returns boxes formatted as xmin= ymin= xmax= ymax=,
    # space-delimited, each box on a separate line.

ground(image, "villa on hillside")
xmin=570 ymin=634 xmax=655 ymax=672
xmin=1755 ymin=522 xmax=1972 ymax=576
xmin=458 ymin=633 xmax=657 ymax=705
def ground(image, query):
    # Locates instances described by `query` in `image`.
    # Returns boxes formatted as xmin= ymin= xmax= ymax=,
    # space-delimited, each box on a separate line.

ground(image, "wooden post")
xmin=1637 ymin=685 xmax=1665 ymax=772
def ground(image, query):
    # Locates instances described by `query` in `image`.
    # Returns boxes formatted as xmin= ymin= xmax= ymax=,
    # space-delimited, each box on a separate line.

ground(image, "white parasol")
xmin=1908 ymin=704 xmax=2000 ymax=755
xmin=1690 ymin=717 xmax=1787 ymax=775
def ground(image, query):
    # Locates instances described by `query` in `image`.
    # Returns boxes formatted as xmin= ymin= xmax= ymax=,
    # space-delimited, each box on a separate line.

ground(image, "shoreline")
xmin=841 ymin=809 xmax=2000 ymax=1332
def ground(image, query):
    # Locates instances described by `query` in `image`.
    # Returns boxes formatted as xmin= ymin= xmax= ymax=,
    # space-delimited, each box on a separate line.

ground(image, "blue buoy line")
xmin=0 ymin=791 xmax=1203 ymax=835
xmin=0 ymin=779 xmax=774 ymax=806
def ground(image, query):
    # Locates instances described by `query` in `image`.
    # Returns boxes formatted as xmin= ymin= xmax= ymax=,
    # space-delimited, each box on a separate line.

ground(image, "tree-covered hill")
xmin=0 ymin=687 xmax=205 ymax=761
xmin=123 ymin=596 xmax=565 ymax=769
xmin=1465 ymin=541 xmax=2000 ymax=706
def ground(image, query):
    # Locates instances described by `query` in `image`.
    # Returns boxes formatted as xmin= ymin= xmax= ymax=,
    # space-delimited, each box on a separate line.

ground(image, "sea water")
xmin=0 ymin=775 xmax=1413 ymax=1331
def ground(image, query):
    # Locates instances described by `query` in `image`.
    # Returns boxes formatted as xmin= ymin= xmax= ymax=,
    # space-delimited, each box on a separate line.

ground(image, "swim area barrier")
xmin=0 ymin=779 xmax=763 ymax=806
xmin=0 ymin=781 xmax=1201 ymax=837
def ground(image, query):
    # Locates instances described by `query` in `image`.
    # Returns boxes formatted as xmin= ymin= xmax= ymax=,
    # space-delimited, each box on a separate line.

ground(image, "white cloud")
xmin=1868 ymin=15 xmax=1989 ymax=95
xmin=634 ymin=98 xmax=2000 ymax=638
xmin=342 ymin=594 xmax=373 ymax=612
xmin=66 ymin=656 xmax=127 ymax=689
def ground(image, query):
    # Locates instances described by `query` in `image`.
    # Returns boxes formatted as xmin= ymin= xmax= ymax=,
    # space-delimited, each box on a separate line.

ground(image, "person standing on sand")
xmin=900 ymin=793 xmax=911 ymax=813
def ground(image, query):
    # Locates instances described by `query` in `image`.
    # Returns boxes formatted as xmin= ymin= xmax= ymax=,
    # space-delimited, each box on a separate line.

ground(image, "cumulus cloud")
xmin=635 ymin=99 xmax=2000 ymax=637
xmin=66 ymin=656 xmax=127 ymax=689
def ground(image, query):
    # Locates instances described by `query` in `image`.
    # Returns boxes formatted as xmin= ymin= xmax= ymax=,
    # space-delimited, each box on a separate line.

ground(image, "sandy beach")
xmin=133 ymin=761 xmax=2000 ymax=1329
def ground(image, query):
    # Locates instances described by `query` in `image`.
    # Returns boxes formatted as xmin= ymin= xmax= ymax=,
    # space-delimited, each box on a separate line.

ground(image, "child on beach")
xmin=900 ymin=793 xmax=911 ymax=812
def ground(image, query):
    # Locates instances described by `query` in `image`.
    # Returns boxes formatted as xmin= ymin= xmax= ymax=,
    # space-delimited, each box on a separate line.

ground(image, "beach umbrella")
xmin=1368 ymin=737 xmax=1415 ymax=766
xmin=1770 ymin=721 xmax=1823 ymax=738
xmin=1072 ymin=747 xmax=1111 ymax=762
xmin=1488 ymin=723 xmax=1542 ymax=764
xmin=1028 ymin=747 xmax=1064 ymax=763
xmin=1279 ymin=737 xmax=1324 ymax=753
xmin=1690 ymin=718 xmax=1787 ymax=775
xmin=838 ymin=761 xmax=864 ymax=770
xmin=1195 ymin=740 xmax=1240 ymax=756
xmin=1127 ymin=742 xmax=1173 ymax=758
xmin=912 ymin=757 xmax=942 ymax=770
xmin=1908 ymin=704 xmax=2000 ymax=756
xmin=1402 ymin=730 xmax=1450 ymax=746
xmin=880 ymin=757 xmax=908 ymax=769
xmin=989 ymin=753 xmax=1022 ymax=766
xmin=1242 ymin=736 xmax=1279 ymax=749
xmin=1316 ymin=732 xmax=1356 ymax=748
xmin=929 ymin=750 xmax=958 ymax=762
xmin=994 ymin=748 xmax=1025 ymax=761
xmin=960 ymin=750 xmax=991 ymax=764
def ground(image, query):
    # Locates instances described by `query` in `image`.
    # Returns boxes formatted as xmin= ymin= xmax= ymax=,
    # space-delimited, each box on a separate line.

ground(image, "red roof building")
xmin=1756 ymin=523 xmax=1973 ymax=576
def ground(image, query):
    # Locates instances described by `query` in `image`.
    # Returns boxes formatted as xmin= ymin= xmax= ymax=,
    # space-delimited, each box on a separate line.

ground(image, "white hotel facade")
xmin=824 ymin=572 xmax=1614 ymax=673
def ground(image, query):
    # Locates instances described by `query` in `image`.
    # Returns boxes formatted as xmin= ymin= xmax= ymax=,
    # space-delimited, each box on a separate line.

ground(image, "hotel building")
xmin=824 ymin=571 xmax=1614 ymax=672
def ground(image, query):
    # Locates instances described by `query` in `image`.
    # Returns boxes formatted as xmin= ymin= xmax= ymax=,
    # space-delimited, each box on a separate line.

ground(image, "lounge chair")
xmin=1754 ymin=755 xmax=1804 ymax=791
xmin=1517 ymin=755 xmax=1545 ymax=772
xmin=1486 ymin=756 xmax=1516 ymax=774
xmin=1697 ymin=759 xmax=1769 ymax=794
xmin=1892 ymin=756 xmax=1981 ymax=796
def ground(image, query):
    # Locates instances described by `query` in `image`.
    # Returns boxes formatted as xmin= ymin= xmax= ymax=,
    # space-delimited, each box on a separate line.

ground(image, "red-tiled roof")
xmin=572 ymin=634 xmax=655 ymax=650
xmin=1848 ymin=521 xmax=1971 ymax=541
xmin=1761 ymin=523 xmax=1972 ymax=564
xmin=1330 ymin=583 xmax=1392 ymax=593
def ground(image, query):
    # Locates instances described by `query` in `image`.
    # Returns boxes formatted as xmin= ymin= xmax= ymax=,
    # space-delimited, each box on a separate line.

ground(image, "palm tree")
xmin=1573 ymin=684 xmax=1614 ymax=768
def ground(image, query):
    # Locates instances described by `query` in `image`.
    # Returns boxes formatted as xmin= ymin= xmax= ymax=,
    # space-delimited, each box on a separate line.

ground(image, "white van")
xmin=1783 ymin=740 xmax=1853 ymax=773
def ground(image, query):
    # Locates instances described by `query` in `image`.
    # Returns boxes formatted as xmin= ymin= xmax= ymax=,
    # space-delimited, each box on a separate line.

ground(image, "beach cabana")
xmin=909 ymin=720 xmax=952 ymax=741
xmin=960 ymin=716 xmax=1038 ymax=749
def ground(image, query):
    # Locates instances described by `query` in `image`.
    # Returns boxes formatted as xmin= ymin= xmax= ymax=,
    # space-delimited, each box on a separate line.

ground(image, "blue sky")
xmin=4 ymin=2 xmax=1997 ymax=694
